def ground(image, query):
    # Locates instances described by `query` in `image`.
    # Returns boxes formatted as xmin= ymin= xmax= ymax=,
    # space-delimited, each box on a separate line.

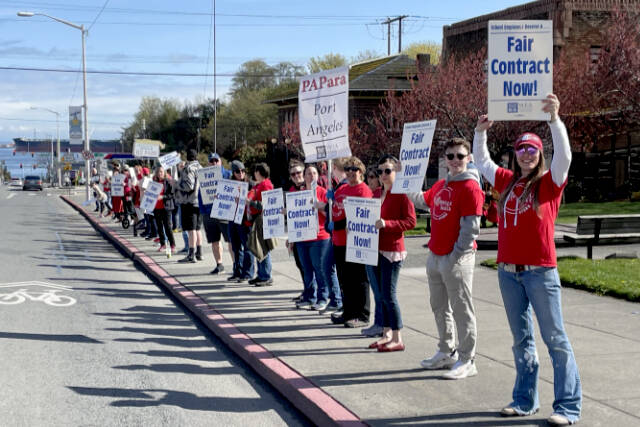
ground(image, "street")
xmin=0 ymin=185 xmax=307 ymax=426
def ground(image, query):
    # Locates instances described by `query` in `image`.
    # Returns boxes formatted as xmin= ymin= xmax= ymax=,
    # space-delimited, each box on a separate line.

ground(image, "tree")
xmin=351 ymin=49 xmax=382 ymax=64
xmin=402 ymin=41 xmax=442 ymax=64
xmin=230 ymin=59 xmax=276 ymax=96
xmin=307 ymin=53 xmax=348 ymax=73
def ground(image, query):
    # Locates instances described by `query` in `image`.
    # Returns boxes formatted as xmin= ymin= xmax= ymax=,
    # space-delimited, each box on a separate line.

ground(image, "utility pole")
xmin=381 ymin=15 xmax=409 ymax=55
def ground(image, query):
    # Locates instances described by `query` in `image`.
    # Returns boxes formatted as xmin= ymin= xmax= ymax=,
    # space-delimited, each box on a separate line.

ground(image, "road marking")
xmin=0 ymin=281 xmax=76 ymax=307
xmin=7 ymin=193 xmax=16 ymax=200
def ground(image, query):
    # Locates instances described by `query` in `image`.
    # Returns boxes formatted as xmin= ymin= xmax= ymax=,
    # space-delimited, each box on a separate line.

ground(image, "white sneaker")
xmin=442 ymin=359 xmax=478 ymax=380
xmin=420 ymin=350 xmax=458 ymax=370
xmin=547 ymin=413 xmax=574 ymax=425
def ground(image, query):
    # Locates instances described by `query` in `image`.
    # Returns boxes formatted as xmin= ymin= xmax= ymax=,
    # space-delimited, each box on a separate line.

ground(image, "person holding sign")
xmin=247 ymin=163 xmax=274 ymax=286
xmin=365 ymin=155 xmax=416 ymax=352
xmin=473 ymin=94 xmax=581 ymax=426
xmin=227 ymin=160 xmax=255 ymax=282
xmin=409 ymin=138 xmax=484 ymax=379
xmin=152 ymin=166 xmax=176 ymax=253
xmin=328 ymin=156 xmax=372 ymax=328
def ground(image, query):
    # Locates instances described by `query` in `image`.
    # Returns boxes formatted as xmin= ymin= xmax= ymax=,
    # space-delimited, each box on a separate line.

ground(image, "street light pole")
xmin=18 ymin=11 xmax=91 ymax=201
xmin=30 ymin=106 xmax=60 ymax=186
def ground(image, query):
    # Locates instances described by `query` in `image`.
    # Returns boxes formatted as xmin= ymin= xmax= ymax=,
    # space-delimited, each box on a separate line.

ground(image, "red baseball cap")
xmin=514 ymin=133 xmax=543 ymax=151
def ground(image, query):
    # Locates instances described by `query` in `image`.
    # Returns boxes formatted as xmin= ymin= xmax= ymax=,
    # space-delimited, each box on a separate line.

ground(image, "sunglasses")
xmin=445 ymin=153 xmax=468 ymax=160
xmin=234 ymin=169 xmax=245 ymax=173
xmin=516 ymin=146 xmax=539 ymax=156
xmin=376 ymin=168 xmax=393 ymax=176
xmin=344 ymin=166 xmax=360 ymax=172
xmin=290 ymin=170 xmax=302 ymax=176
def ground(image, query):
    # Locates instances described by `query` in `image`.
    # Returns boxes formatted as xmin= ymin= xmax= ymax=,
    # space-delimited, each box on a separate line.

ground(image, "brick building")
xmin=443 ymin=0 xmax=640 ymax=200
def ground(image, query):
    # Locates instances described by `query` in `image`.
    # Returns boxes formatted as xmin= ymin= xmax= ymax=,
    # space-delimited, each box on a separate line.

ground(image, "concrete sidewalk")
xmin=64 ymin=195 xmax=640 ymax=426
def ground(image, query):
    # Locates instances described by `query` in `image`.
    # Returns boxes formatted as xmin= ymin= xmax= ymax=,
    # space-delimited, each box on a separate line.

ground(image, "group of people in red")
xmin=90 ymin=93 xmax=579 ymax=426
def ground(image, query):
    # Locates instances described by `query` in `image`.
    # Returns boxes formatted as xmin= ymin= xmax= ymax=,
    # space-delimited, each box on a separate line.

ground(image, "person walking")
xmin=176 ymin=149 xmax=203 ymax=263
xmin=366 ymin=154 xmax=416 ymax=352
xmin=410 ymin=138 xmax=484 ymax=379
xmin=473 ymin=94 xmax=581 ymax=426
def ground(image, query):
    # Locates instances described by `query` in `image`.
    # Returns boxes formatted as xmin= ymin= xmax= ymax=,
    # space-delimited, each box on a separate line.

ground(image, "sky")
xmin=0 ymin=0 xmax=526 ymax=144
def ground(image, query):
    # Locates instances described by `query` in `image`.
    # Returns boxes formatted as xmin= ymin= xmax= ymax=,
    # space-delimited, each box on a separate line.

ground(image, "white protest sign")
xmin=158 ymin=151 xmax=181 ymax=169
xmin=197 ymin=165 xmax=222 ymax=205
xmin=233 ymin=181 xmax=249 ymax=225
xmin=141 ymin=176 xmax=151 ymax=190
xmin=262 ymin=188 xmax=286 ymax=239
xmin=298 ymin=66 xmax=351 ymax=162
xmin=286 ymin=190 xmax=318 ymax=243
xmin=488 ymin=20 xmax=553 ymax=121
xmin=391 ymin=120 xmax=436 ymax=194
xmin=133 ymin=140 xmax=161 ymax=158
xmin=344 ymin=197 xmax=381 ymax=266
xmin=140 ymin=181 xmax=162 ymax=213
xmin=211 ymin=179 xmax=239 ymax=221
xmin=111 ymin=173 xmax=124 ymax=196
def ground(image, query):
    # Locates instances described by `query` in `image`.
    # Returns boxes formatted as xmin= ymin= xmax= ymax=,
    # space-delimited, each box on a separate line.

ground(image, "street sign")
xmin=82 ymin=150 xmax=94 ymax=160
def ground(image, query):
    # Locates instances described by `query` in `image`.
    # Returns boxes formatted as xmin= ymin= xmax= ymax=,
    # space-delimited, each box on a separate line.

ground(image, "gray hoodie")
xmin=409 ymin=168 xmax=482 ymax=262
xmin=175 ymin=160 xmax=202 ymax=206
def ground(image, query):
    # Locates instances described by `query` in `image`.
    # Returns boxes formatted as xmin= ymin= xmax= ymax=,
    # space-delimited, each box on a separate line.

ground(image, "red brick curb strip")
xmin=60 ymin=195 xmax=366 ymax=427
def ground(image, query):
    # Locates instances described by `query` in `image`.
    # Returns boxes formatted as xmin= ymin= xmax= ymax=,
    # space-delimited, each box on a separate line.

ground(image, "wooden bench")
xmin=563 ymin=214 xmax=640 ymax=259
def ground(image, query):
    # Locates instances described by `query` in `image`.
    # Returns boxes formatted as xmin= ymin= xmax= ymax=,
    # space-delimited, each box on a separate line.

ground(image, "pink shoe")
xmin=153 ymin=237 xmax=160 ymax=243
xmin=157 ymin=245 xmax=166 ymax=252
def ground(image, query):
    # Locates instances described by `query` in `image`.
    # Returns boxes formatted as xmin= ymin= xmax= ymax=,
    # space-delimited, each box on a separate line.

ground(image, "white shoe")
xmin=420 ymin=350 xmax=458 ymax=370
xmin=442 ymin=359 xmax=477 ymax=380
xmin=548 ymin=413 xmax=574 ymax=425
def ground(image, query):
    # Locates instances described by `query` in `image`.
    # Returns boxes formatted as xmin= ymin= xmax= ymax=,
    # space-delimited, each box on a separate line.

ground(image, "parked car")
xmin=10 ymin=177 xmax=22 ymax=187
xmin=23 ymin=175 xmax=43 ymax=191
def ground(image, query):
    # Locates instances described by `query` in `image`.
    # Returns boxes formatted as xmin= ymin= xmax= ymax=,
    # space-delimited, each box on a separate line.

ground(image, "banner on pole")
xmin=140 ymin=181 xmax=162 ymax=213
xmin=298 ymin=66 xmax=351 ymax=162
xmin=211 ymin=179 xmax=239 ymax=221
xmin=197 ymin=165 xmax=222 ymax=205
xmin=133 ymin=139 xmax=161 ymax=158
xmin=262 ymin=188 xmax=286 ymax=239
xmin=344 ymin=196 xmax=380 ymax=266
xmin=285 ymin=190 xmax=318 ymax=243
xmin=391 ymin=120 xmax=436 ymax=194
xmin=488 ymin=20 xmax=553 ymax=121
xmin=158 ymin=151 xmax=181 ymax=169
xmin=233 ymin=181 xmax=249 ymax=225
xmin=111 ymin=173 xmax=124 ymax=196
xmin=69 ymin=106 xmax=83 ymax=145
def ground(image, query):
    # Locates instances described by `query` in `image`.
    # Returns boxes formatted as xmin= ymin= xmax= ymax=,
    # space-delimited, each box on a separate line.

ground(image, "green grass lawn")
xmin=481 ymin=256 xmax=640 ymax=302
xmin=557 ymin=201 xmax=640 ymax=224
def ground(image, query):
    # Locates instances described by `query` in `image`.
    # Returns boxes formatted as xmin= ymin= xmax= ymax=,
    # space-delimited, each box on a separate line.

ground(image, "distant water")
xmin=0 ymin=147 xmax=51 ymax=179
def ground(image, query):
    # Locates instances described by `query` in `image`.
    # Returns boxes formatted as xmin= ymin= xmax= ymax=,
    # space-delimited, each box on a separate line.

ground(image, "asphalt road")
xmin=0 ymin=185 xmax=308 ymax=426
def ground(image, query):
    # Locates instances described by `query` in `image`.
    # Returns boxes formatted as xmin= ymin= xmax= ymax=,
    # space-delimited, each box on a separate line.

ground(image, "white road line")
xmin=7 ymin=193 xmax=16 ymax=199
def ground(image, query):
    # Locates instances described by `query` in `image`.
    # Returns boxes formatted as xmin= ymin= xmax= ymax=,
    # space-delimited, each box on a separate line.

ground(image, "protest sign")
xmin=197 ymin=165 xmax=222 ymax=205
xmin=111 ymin=173 xmax=124 ymax=196
xmin=211 ymin=179 xmax=239 ymax=221
xmin=488 ymin=20 xmax=553 ymax=121
xmin=262 ymin=188 xmax=286 ymax=239
xmin=285 ymin=190 xmax=318 ymax=243
xmin=298 ymin=66 xmax=351 ymax=162
xmin=158 ymin=151 xmax=181 ymax=169
xmin=344 ymin=197 xmax=381 ymax=266
xmin=233 ymin=181 xmax=249 ymax=225
xmin=141 ymin=176 xmax=151 ymax=190
xmin=140 ymin=181 xmax=162 ymax=213
xmin=132 ymin=139 xmax=161 ymax=158
xmin=391 ymin=120 xmax=436 ymax=194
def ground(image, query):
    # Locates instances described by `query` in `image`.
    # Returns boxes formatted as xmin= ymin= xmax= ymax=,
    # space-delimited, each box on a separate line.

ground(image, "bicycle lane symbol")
xmin=0 ymin=281 xmax=76 ymax=307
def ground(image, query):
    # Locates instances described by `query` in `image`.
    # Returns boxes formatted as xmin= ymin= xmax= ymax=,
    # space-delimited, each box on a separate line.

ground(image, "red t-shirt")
xmin=332 ymin=181 xmax=373 ymax=246
xmin=494 ymin=169 xmax=565 ymax=267
xmin=249 ymin=178 xmax=274 ymax=216
xmin=378 ymin=192 xmax=416 ymax=252
xmin=154 ymin=179 xmax=165 ymax=210
xmin=423 ymin=178 xmax=484 ymax=256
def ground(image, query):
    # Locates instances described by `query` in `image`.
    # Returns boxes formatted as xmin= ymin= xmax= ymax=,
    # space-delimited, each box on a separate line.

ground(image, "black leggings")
xmin=153 ymin=208 xmax=175 ymax=247
xmin=333 ymin=245 xmax=370 ymax=322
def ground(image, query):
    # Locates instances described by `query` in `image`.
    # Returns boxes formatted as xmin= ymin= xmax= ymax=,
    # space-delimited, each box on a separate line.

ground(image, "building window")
xmin=590 ymin=46 xmax=601 ymax=64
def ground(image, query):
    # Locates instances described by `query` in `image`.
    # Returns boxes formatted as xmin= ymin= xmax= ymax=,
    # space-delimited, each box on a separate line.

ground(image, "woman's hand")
xmin=375 ymin=218 xmax=386 ymax=230
xmin=475 ymin=114 xmax=493 ymax=132
xmin=542 ymin=93 xmax=560 ymax=122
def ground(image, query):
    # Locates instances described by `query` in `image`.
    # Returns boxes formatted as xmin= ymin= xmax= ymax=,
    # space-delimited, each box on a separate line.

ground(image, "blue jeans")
xmin=498 ymin=266 xmax=581 ymax=422
xmin=365 ymin=265 xmax=383 ymax=328
xmin=325 ymin=244 xmax=342 ymax=307
xmin=296 ymin=239 xmax=331 ymax=304
xmin=229 ymin=223 xmax=254 ymax=279
xmin=257 ymin=252 xmax=271 ymax=281
xmin=366 ymin=254 xmax=403 ymax=330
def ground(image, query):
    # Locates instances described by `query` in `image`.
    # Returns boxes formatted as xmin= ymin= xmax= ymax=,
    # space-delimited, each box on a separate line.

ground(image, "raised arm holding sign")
xmin=391 ymin=120 xmax=436 ymax=194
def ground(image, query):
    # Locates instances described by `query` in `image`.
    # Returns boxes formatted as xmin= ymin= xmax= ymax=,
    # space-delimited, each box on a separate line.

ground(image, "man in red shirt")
xmin=409 ymin=138 xmax=484 ymax=380
xmin=248 ymin=162 xmax=274 ymax=286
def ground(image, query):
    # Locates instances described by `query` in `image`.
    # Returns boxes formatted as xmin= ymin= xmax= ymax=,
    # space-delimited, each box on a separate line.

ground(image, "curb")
xmin=60 ymin=196 xmax=365 ymax=427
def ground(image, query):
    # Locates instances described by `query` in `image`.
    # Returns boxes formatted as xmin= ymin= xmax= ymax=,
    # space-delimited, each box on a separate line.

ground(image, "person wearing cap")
xmin=227 ymin=159 xmax=255 ymax=282
xmin=199 ymin=152 xmax=232 ymax=274
xmin=474 ymin=93 xmax=581 ymax=426
xmin=175 ymin=149 xmax=203 ymax=263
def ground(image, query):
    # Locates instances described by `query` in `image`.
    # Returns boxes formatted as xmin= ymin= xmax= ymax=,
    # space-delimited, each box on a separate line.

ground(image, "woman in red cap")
xmin=473 ymin=94 xmax=581 ymax=426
